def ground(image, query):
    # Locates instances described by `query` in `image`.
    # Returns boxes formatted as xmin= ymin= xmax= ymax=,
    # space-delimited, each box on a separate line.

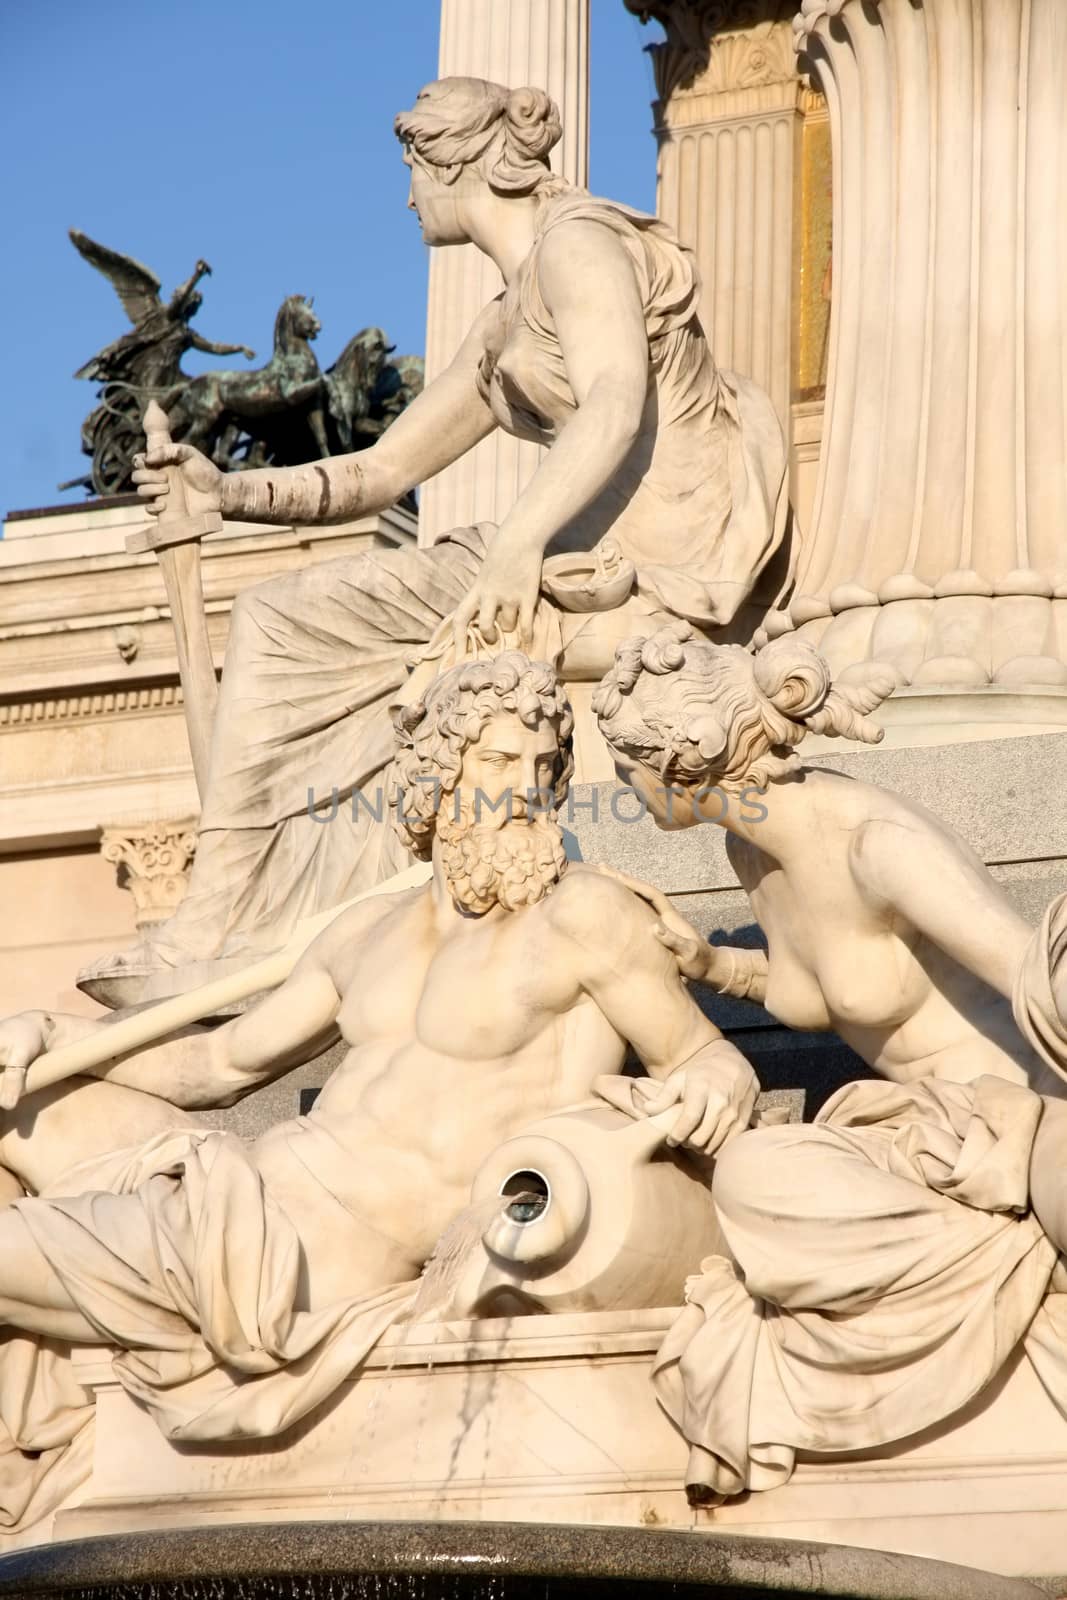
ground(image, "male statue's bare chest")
xmin=335 ymin=902 xmax=573 ymax=1061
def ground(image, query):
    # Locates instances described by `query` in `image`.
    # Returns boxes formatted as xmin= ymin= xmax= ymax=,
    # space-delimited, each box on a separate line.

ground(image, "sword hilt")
xmin=127 ymin=400 xmax=223 ymax=554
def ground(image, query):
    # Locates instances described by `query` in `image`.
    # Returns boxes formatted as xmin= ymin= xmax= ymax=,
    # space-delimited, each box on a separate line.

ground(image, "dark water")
xmin=0 ymin=1579 xmax=691 ymax=1600
xmin=0 ymin=1521 xmax=1042 ymax=1600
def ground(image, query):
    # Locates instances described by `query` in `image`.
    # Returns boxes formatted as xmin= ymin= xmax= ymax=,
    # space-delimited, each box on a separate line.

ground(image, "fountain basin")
xmin=0 ymin=1519 xmax=1045 ymax=1599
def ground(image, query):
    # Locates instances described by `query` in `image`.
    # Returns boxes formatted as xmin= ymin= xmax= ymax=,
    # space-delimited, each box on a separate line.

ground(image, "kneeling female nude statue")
xmin=82 ymin=75 xmax=790 ymax=1003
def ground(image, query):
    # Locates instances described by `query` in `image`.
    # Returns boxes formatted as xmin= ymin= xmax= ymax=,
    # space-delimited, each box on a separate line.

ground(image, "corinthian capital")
xmin=100 ymin=820 xmax=198 ymax=928
xmin=625 ymin=0 xmax=799 ymax=102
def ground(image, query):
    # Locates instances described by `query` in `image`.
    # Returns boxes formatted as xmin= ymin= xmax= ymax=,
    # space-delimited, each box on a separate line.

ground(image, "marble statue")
xmin=83 ymin=74 xmax=790 ymax=1005
xmin=0 ymin=652 xmax=756 ymax=1533
xmin=592 ymin=622 xmax=1067 ymax=1503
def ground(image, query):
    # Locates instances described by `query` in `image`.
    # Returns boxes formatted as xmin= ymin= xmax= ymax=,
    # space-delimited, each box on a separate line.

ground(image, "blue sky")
xmin=1 ymin=1 xmax=663 ymax=518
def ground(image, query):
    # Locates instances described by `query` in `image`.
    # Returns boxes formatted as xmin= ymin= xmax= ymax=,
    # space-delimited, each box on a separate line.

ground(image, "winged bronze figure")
xmin=65 ymin=231 xmax=254 ymax=494
xmin=63 ymin=230 xmax=423 ymax=498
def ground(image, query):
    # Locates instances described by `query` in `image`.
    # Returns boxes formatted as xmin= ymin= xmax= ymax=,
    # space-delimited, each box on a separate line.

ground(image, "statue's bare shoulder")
xmin=308 ymin=883 xmax=429 ymax=989
xmin=545 ymin=865 xmax=662 ymax=961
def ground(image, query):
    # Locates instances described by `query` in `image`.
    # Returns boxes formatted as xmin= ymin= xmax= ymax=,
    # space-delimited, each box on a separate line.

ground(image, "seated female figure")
xmin=592 ymin=623 xmax=1067 ymax=1501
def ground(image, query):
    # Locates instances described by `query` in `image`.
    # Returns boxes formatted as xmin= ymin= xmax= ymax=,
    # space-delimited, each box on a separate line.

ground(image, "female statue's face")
xmin=608 ymin=748 xmax=713 ymax=832
xmin=407 ymin=162 xmax=475 ymax=247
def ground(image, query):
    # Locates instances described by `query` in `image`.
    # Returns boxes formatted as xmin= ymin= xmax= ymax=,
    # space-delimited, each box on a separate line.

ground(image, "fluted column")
xmin=626 ymin=1 xmax=812 ymax=434
xmin=784 ymin=0 xmax=1067 ymax=690
xmin=418 ymin=0 xmax=590 ymax=545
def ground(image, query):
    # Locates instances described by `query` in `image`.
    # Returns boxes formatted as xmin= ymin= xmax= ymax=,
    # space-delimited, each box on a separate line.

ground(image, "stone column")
xmin=625 ymin=1 xmax=814 ymax=435
xmin=418 ymin=0 xmax=590 ymax=545
xmin=783 ymin=0 xmax=1067 ymax=692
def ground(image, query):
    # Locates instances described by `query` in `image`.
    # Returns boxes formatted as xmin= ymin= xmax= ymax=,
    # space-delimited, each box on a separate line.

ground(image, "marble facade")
xmin=781 ymin=0 xmax=1067 ymax=698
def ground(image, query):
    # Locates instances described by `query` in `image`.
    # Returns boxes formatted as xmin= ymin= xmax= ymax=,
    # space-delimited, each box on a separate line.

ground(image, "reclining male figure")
xmin=0 ymin=653 xmax=757 ymax=1347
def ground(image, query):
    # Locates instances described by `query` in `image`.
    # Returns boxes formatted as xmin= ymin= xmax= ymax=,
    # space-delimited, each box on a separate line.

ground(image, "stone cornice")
xmin=0 ymin=683 xmax=184 ymax=729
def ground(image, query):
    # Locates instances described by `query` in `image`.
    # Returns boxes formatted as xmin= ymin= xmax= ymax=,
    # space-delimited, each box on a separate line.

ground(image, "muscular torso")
xmin=251 ymin=883 xmax=630 ymax=1291
xmin=728 ymin=772 xmax=1057 ymax=1093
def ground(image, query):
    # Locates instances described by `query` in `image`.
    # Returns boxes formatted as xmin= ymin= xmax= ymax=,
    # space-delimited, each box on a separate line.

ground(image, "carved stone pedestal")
xmin=45 ymin=1310 xmax=1067 ymax=1587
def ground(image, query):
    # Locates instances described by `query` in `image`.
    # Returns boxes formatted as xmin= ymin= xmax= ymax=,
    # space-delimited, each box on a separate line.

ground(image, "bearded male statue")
xmin=0 ymin=652 xmax=757 ymax=1532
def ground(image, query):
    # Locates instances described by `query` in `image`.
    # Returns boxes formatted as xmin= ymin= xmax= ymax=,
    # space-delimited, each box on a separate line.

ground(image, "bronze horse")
xmin=169 ymin=295 xmax=328 ymax=468
xmin=325 ymin=327 xmax=424 ymax=453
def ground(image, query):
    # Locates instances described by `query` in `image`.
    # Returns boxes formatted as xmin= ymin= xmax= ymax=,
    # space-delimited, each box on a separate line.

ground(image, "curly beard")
xmin=435 ymin=809 xmax=568 ymax=914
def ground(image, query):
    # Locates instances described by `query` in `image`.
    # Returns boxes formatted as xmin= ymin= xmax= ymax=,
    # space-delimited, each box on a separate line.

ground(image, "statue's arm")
xmin=189 ymin=333 xmax=252 ymax=357
xmin=95 ymin=958 xmax=342 ymax=1109
xmin=495 ymin=221 xmax=648 ymax=549
xmin=547 ymin=872 xmax=760 ymax=1152
xmin=587 ymin=865 xmax=770 ymax=1000
xmin=214 ymin=304 xmax=499 ymax=526
xmin=450 ymin=220 xmax=650 ymax=640
xmin=200 ymin=959 xmax=343 ymax=1105
xmin=0 ymin=955 xmax=342 ymax=1113
xmin=850 ymin=816 xmax=1033 ymax=1002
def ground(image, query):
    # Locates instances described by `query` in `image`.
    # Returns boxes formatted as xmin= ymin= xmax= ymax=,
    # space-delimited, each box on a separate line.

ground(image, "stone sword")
xmin=127 ymin=401 xmax=222 ymax=796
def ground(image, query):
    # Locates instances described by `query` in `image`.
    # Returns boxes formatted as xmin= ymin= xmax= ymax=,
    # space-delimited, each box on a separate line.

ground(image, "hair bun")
xmin=505 ymin=87 xmax=562 ymax=160
xmin=753 ymin=637 xmax=831 ymax=721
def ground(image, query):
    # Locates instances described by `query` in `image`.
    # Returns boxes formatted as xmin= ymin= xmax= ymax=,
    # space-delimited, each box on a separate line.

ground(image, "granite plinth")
xmin=0 ymin=1519 xmax=1043 ymax=1599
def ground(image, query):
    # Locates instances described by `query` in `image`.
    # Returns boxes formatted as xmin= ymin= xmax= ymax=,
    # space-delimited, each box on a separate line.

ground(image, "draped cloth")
xmin=0 ymin=1131 xmax=415 ymax=1536
xmin=651 ymin=894 xmax=1067 ymax=1503
xmin=121 ymin=526 xmax=488 ymax=968
xmin=488 ymin=190 xmax=791 ymax=629
xmin=1014 ymin=890 xmax=1067 ymax=1086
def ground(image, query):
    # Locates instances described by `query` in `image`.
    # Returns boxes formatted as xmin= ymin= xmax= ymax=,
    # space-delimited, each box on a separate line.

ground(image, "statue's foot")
xmin=78 ymin=933 xmax=282 ymax=1013
xmin=75 ymin=930 xmax=221 ymax=1007
xmin=77 ymin=938 xmax=173 ymax=1007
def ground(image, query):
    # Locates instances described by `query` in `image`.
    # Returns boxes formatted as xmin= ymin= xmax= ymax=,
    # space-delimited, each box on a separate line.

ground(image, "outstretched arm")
xmin=0 ymin=954 xmax=342 ymax=1113
xmin=189 ymin=333 xmax=255 ymax=359
xmin=134 ymin=303 xmax=498 ymax=528
xmin=0 ymin=893 xmax=404 ymax=1111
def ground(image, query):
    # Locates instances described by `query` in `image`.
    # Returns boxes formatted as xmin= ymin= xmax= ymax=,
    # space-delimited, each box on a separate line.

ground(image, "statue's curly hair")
xmin=592 ymin=622 xmax=896 ymax=792
xmin=392 ymin=652 xmax=575 ymax=860
xmin=395 ymin=77 xmax=567 ymax=199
